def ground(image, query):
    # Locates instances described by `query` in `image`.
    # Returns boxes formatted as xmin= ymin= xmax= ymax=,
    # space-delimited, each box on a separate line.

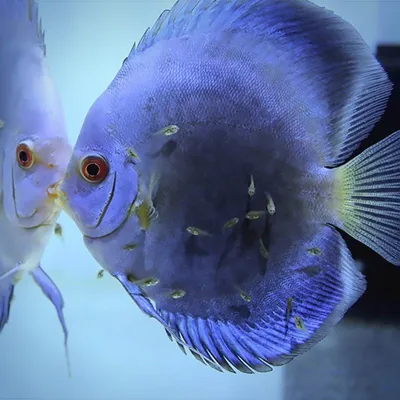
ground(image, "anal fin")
xmin=115 ymin=273 xmax=223 ymax=372
xmin=129 ymin=226 xmax=365 ymax=373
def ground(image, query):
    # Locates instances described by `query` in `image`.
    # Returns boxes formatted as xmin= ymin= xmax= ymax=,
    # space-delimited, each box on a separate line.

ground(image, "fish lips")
xmin=62 ymin=171 xmax=139 ymax=239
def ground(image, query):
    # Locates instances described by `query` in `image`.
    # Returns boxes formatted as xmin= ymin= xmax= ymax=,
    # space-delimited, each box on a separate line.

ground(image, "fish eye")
xmin=16 ymin=142 xmax=34 ymax=169
xmin=80 ymin=155 xmax=109 ymax=183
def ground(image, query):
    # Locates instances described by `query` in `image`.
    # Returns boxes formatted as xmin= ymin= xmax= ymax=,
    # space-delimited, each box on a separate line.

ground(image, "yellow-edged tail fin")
xmin=333 ymin=130 xmax=400 ymax=266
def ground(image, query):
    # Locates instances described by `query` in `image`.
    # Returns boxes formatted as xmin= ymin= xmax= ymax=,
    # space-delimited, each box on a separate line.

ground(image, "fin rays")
xmin=0 ymin=0 xmax=46 ymax=56
xmin=333 ymin=130 xmax=400 ymax=265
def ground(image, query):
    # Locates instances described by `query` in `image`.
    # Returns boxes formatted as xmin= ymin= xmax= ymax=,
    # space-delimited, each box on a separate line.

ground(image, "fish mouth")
xmin=46 ymin=179 xmax=64 ymax=202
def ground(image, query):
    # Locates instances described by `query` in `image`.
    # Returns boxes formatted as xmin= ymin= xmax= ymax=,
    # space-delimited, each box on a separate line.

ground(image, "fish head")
xmin=60 ymin=93 xmax=139 ymax=239
xmin=1 ymin=77 xmax=71 ymax=230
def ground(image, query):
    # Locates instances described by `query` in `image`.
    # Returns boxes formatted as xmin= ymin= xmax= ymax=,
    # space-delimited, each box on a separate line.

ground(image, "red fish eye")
xmin=80 ymin=155 xmax=109 ymax=183
xmin=16 ymin=143 xmax=34 ymax=169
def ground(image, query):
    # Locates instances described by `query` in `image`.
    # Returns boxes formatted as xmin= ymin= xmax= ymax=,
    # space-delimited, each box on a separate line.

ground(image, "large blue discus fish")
xmin=61 ymin=0 xmax=400 ymax=373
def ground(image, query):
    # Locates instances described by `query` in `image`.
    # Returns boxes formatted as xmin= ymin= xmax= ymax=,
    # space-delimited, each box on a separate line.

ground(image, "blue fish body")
xmin=62 ymin=0 xmax=400 ymax=373
xmin=0 ymin=0 xmax=71 ymax=374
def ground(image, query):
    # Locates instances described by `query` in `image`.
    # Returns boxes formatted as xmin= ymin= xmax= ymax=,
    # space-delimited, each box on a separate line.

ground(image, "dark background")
xmin=345 ymin=44 xmax=400 ymax=324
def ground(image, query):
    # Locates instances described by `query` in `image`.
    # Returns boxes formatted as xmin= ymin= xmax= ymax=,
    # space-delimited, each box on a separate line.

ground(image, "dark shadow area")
xmin=284 ymin=45 xmax=400 ymax=400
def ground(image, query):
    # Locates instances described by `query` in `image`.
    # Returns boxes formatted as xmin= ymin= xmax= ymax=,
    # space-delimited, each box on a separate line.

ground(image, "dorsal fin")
xmin=0 ymin=0 xmax=47 ymax=56
xmin=28 ymin=0 xmax=47 ymax=55
xmin=125 ymin=0 xmax=392 ymax=167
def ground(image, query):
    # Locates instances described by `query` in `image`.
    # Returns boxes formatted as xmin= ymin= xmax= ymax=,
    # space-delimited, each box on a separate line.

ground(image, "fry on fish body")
xmin=186 ymin=226 xmax=212 ymax=236
xmin=248 ymin=175 xmax=255 ymax=197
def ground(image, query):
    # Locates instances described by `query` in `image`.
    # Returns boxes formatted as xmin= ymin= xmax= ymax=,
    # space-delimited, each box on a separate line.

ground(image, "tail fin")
xmin=332 ymin=130 xmax=400 ymax=266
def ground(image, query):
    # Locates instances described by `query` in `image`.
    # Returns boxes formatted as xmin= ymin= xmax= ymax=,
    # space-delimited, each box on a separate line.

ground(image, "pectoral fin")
xmin=0 ymin=264 xmax=21 ymax=332
xmin=30 ymin=266 xmax=71 ymax=377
